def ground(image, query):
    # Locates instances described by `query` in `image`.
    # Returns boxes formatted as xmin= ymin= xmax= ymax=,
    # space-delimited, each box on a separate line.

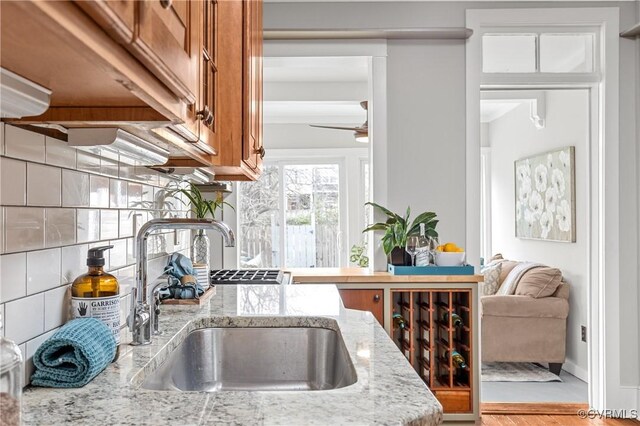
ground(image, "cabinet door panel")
xmin=339 ymin=289 xmax=384 ymax=325
xmin=75 ymin=0 xmax=135 ymax=43
xmin=133 ymin=0 xmax=197 ymax=103
xmin=242 ymin=0 xmax=263 ymax=172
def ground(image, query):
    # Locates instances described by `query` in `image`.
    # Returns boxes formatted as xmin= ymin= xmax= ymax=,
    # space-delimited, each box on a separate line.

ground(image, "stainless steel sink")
xmin=141 ymin=327 xmax=357 ymax=392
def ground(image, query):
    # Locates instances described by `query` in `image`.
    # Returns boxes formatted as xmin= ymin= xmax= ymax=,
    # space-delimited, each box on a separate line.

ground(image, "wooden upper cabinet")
xmin=212 ymin=0 xmax=263 ymax=181
xmin=132 ymin=0 xmax=199 ymax=105
xmin=75 ymin=1 xmax=136 ymax=44
xmin=242 ymin=0 xmax=264 ymax=174
xmin=196 ymin=0 xmax=220 ymax=155
xmin=76 ymin=0 xmax=198 ymax=105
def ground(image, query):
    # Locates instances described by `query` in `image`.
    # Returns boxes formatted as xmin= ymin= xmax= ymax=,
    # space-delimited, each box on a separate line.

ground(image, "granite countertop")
xmin=287 ymin=267 xmax=483 ymax=283
xmin=23 ymin=284 xmax=443 ymax=426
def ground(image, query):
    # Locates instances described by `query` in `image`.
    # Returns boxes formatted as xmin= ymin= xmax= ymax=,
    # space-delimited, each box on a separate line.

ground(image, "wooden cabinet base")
xmin=433 ymin=390 xmax=472 ymax=413
xmin=338 ymin=289 xmax=384 ymax=325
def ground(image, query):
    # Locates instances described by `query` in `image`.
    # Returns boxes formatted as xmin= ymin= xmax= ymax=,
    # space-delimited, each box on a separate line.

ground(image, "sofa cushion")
xmin=481 ymin=295 xmax=569 ymax=319
xmin=498 ymin=260 xmax=519 ymax=285
xmin=515 ymin=267 xmax=563 ymax=298
xmin=480 ymin=262 xmax=502 ymax=296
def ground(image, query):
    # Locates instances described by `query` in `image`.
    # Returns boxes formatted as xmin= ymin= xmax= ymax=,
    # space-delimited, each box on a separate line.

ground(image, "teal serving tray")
xmin=387 ymin=264 xmax=475 ymax=276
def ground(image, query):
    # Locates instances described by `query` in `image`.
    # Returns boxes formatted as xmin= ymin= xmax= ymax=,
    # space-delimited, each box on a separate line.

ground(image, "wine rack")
xmin=391 ymin=289 xmax=473 ymax=413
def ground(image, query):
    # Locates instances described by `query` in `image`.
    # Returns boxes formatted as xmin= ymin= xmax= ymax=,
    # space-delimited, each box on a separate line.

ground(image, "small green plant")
xmin=174 ymin=182 xmax=234 ymax=219
xmin=350 ymin=242 xmax=369 ymax=268
xmin=362 ymin=202 xmax=438 ymax=256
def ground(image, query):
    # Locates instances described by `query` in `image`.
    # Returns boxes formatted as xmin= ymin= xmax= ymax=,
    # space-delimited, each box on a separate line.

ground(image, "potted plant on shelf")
xmin=362 ymin=202 xmax=438 ymax=266
xmin=174 ymin=183 xmax=234 ymax=267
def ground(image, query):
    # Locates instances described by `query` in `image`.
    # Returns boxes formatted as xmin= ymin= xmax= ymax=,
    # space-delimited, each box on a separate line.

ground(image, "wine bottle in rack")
xmin=445 ymin=350 xmax=468 ymax=369
xmin=393 ymin=312 xmax=408 ymax=330
xmin=442 ymin=311 xmax=464 ymax=328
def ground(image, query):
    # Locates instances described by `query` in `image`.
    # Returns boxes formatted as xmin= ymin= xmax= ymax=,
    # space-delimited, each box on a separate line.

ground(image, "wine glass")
xmin=428 ymin=236 xmax=439 ymax=265
xmin=406 ymin=236 xmax=420 ymax=266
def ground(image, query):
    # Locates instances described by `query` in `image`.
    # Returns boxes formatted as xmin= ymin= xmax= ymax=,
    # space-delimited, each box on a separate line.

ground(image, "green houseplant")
xmin=362 ymin=202 xmax=438 ymax=266
xmin=174 ymin=183 xmax=234 ymax=266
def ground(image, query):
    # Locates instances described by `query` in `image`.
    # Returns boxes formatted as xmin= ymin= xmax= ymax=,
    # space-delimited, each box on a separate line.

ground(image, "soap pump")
xmin=71 ymin=245 xmax=120 ymax=356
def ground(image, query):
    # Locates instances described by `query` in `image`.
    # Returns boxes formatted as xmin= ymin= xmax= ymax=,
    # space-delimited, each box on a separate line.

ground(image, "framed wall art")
xmin=514 ymin=146 xmax=576 ymax=242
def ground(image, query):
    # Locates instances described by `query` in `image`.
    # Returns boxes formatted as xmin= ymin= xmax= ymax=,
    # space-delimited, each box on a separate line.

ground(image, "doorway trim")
xmin=466 ymin=7 xmax=625 ymax=412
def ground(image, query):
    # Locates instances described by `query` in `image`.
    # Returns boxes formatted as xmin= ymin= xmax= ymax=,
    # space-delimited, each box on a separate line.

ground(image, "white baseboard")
xmin=562 ymin=360 xmax=588 ymax=382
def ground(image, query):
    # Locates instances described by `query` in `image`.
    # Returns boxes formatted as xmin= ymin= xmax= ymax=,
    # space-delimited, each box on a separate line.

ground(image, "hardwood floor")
xmin=482 ymin=403 xmax=590 ymax=415
xmin=480 ymin=414 xmax=639 ymax=425
xmin=478 ymin=404 xmax=639 ymax=425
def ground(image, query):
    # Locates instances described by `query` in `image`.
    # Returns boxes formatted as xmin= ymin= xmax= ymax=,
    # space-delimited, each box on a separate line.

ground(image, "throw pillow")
xmin=498 ymin=260 xmax=519 ymax=285
xmin=515 ymin=267 xmax=563 ymax=298
xmin=480 ymin=262 xmax=502 ymax=296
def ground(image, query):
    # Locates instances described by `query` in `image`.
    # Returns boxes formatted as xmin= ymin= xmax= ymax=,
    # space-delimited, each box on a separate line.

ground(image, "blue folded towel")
xmin=161 ymin=253 xmax=204 ymax=299
xmin=31 ymin=318 xmax=116 ymax=388
xmin=164 ymin=252 xmax=195 ymax=279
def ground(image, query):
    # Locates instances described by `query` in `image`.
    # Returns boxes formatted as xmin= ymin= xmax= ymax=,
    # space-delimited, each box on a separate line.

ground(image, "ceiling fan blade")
xmin=310 ymin=125 xmax=363 ymax=132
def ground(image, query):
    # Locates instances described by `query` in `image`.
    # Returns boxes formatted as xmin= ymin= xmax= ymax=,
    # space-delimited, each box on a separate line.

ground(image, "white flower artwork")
xmin=515 ymin=147 xmax=575 ymax=242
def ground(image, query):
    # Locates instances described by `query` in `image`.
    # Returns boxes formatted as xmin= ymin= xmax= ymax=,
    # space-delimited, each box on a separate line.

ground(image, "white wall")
xmin=488 ymin=90 xmax=589 ymax=377
xmin=386 ymin=40 xmax=466 ymax=245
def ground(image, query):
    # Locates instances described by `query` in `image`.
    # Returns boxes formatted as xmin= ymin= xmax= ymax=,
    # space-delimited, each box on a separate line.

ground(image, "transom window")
xmin=482 ymin=28 xmax=598 ymax=76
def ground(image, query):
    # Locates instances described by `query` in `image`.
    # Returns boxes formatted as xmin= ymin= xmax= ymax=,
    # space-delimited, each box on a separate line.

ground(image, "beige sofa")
xmin=481 ymin=268 xmax=570 ymax=375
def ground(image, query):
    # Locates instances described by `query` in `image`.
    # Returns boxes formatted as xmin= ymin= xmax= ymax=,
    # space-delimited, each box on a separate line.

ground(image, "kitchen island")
xmin=286 ymin=268 xmax=482 ymax=421
xmin=22 ymin=284 xmax=443 ymax=426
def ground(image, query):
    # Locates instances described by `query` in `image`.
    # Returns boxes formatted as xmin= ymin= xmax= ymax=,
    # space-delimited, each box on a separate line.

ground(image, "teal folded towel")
xmin=31 ymin=318 xmax=116 ymax=388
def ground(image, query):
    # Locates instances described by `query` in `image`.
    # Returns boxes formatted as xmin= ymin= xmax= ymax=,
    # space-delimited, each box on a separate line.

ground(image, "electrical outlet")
xmin=581 ymin=326 xmax=587 ymax=342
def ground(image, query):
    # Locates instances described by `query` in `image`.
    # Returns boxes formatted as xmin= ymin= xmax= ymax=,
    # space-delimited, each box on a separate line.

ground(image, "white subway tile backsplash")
xmin=27 ymin=163 xmax=61 ymax=206
xmin=24 ymin=328 xmax=58 ymax=385
xmin=118 ymin=163 xmax=136 ymax=181
xmin=45 ymin=137 xmax=76 ymax=169
xmin=45 ymin=208 xmax=76 ymax=247
xmin=77 ymin=209 xmax=100 ymax=243
xmin=100 ymin=157 xmax=119 ymax=178
xmin=142 ymin=184 xmax=154 ymax=204
xmin=4 ymin=125 xmax=45 ymax=163
xmin=26 ymin=248 xmax=62 ymax=295
xmin=90 ymin=175 xmax=109 ymax=208
xmin=126 ymin=237 xmax=135 ymax=265
xmin=0 ymin=157 xmax=26 ymax=205
xmin=100 ymin=210 xmax=119 ymax=240
xmin=76 ymin=151 xmax=101 ymax=174
xmin=2 ymin=126 xmax=186 ymax=357
xmin=119 ymin=210 xmax=134 ymax=238
xmin=0 ymin=253 xmax=27 ymax=303
xmin=5 ymin=293 xmax=45 ymax=344
xmin=127 ymin=182 xmax=142 ymax=209
xmin=109 ymin=179 xmax=127 ymax=208
xmin=110 ymin=239 xmax=127 ymax=269
xmin=61 ymin=244 xmax=88 ymax=284
xmin=4 ymin=207 xmax=45 ymax=252
xmin=62 ymin=170 xmax=89 ymax=207
xmin=44 ymin=285 xmax=70 ymax=330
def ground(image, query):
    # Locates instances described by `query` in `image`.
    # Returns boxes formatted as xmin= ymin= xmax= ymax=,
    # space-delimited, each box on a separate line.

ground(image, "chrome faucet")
xmin=129 ymin=218 xmax=235 ymax=345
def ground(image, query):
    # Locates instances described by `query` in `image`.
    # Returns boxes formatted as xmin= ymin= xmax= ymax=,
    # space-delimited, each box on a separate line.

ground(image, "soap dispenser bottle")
xmin=71 ymin=245 xmax=120 ymax=356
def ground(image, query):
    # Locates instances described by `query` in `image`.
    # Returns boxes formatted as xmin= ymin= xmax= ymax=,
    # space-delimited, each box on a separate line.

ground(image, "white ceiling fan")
xmin=309 ymin=101 xmax=368 ymax=143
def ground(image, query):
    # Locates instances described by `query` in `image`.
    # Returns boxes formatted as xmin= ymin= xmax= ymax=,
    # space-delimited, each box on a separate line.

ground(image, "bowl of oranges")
xmin=434 ymin=242 xmax=466 ymax=266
